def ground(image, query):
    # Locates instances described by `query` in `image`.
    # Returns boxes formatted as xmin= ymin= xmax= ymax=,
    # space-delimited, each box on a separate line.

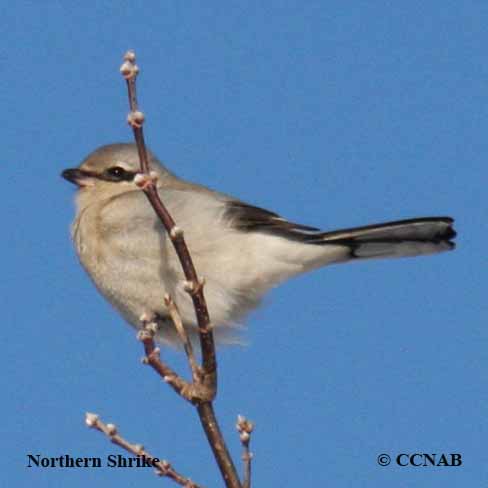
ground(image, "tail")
xmin=224 ymin=202 xmax=456 ymax=260
xmin=313 ymin=217 xmax=456 ymax=260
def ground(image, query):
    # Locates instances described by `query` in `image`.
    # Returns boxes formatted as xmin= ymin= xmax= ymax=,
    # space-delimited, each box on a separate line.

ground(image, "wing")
xmin=224 ymin=200 xmax=319 ymax=239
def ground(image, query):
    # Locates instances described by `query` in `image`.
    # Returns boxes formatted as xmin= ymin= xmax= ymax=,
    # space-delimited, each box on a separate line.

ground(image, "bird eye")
xmin=104 ymin=166 xmax=134 ymax=182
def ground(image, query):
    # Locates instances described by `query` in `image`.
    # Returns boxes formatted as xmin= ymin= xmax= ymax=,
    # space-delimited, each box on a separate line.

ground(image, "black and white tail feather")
xmin=226 ymin=201 xmax=456 ymax=260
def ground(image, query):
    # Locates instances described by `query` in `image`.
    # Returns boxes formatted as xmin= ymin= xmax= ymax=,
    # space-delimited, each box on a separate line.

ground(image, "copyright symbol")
xmin=377 ymin=453 xmax=391 ymax=466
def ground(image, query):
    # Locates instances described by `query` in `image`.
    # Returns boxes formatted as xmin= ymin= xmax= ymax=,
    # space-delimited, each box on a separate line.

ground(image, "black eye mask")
xmin=102 ymin=166 xmax=137 ymax=182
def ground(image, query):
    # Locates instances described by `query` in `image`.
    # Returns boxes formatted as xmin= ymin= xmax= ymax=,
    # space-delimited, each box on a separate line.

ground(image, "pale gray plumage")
xmin=62 ymin=143 xmax=456 ymax=346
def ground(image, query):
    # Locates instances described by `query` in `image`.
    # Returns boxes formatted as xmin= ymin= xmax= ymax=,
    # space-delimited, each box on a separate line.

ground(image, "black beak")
xmin=61 ymin=168 xmax=92 ymax=186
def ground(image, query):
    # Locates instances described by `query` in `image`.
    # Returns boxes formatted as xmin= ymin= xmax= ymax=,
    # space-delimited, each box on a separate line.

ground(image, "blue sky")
xmin=3 ymin=2 xmax=486 ymax=487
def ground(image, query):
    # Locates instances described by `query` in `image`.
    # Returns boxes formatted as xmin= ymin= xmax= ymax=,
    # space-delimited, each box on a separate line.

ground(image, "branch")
xmin=85 ymin=413 xmax=200 ymax=487
xmin=236 ymin=416 xmax=254 ymax=488
xmin=137 ymin=315 xmax=212 ymax=404
xmin=163 ymin=295 xmax=199 ymax=381
xmin=120 ymin=50 xmax=217 ymax=391
xmin=137 ymin=317 xmax=201 ymax=402
xmin=119 ymin=50 xmax=242 ymax=488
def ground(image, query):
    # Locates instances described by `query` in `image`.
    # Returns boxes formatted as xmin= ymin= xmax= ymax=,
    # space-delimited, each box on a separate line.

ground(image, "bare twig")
xmin=85 ymin=413 xmax=201 ymax=487
xmin=121 ymin=50 xmax=217 ymax=392
xmin=137 ymin=317 xmax=212 ymax=403
xmin=137 ymin=318 xmax=202 ymax=402
xmin=164 ymin=294 xmax=200 ymax=381
xmin=236 ymin=416 xmax=254 ymax=488
xmin=119 ymin=50 xmax=242 ymax=488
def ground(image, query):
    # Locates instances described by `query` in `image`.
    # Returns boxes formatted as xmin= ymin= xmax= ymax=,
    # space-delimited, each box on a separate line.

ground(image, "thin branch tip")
xmin=87 ymin=413 xmax=201 ymax=486
xmin=124 ymin=50 xmax=136 ymax=62
xmin=236 ymin=416 xmax=254 ymax=434
xmin=127 ymin=110 xmax=145 ymax=128
xmin=120 ymin=61 xmax=139 ymax=79
xmin=85 ymin=412 xmax=99 ymax=427
xmin=120 ymin=50 xmax=139 ymax=79
xmin=236 ymin=415 xmax=254 ymax=488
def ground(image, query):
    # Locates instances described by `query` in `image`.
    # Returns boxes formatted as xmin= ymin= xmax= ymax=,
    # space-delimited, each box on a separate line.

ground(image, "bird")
xmin=62 ymin=143 xmax=456 ymax=346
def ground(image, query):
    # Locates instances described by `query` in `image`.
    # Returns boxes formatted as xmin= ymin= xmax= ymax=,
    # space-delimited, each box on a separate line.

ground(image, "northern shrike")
xmin=62 ymin=144 xmax=456 ymax=346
